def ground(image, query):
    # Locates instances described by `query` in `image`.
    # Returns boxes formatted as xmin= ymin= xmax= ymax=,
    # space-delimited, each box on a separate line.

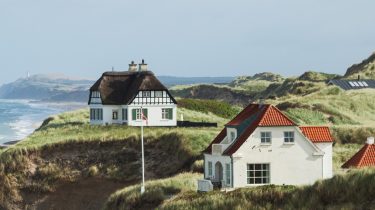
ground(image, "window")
xmin=142 ymin=91 xmax=151 ymax=97
xmin=90 ymin=108 xmax=103 ymax=121
xmin=208 ymin=161 xmax=213 ymax=177
xmin=284 ymin=131 xmax=295 ymax=143
xmin=247 ymin=164 xmax=270 ymax=184
xmin=260 ymin=132 xmax=272 ymax=144
xmin=230 ymin=131 xmax=236 ymax=142
xmin=122 ymin=109 xmax=128 ymax=121
xmin=225 ymin=163 xmax=231 ymax=185
xmin=112 ymin=111 xmax=118 ymax=120
xmin=162 ymin=108 xmax=173 ymax=120
xmin=155 ymin=91 xmax=163 ymax=97
xmin=91 ymin=91 xmax=100 ymax=98
xmin=132 ymin=108 xmax=148 ymax=120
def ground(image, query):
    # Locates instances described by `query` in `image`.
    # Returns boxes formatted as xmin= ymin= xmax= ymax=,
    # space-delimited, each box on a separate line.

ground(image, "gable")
xmin=204 ymin=103 xmax=330 ymax=156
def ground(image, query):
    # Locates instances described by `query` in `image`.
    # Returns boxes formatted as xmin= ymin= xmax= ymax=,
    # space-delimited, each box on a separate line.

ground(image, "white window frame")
xmin=260 ymin=132 xmax=272 ymax=144
xmin=112 ymin=110 xmax=118 ymax=120
xmin=162 ymin=108 xmax=170 ymax=120
xmin=155 ymin=91 xmax=163 ymax=97
xmin=247 ymin=163 xmax=270 ymax=185
xmin=284 ymin=131 xmax=295 ymax=143
xmin=142 ymin=91 xmax=151 ymax=97
xmin=230 ymin=131 xmax=236 ymax=142
xmin=208 ymin=161 xmax=213 ymax=177
xmin=225 ymin=163 xmax=231 ymax=186
xmin=136 ymin=109 xmax=142 ymax=120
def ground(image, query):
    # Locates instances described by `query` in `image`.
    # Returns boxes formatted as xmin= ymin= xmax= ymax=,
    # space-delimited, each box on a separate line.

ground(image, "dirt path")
xmin=24 ymin=178 xmax=130 ymax=210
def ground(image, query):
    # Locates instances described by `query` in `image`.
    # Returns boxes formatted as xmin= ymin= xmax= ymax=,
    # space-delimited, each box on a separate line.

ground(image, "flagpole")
xmin=140 ymin=106 xmax=145 ymax=194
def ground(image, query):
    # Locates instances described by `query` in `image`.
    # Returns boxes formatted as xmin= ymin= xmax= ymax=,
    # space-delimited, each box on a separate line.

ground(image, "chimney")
xmin=128 ymin=61 xmax=137 ymax=71
xmin=138 ymin=59 xmax=148 ymax=71
xmin=366 ymin=137 xmax=374 ymax=145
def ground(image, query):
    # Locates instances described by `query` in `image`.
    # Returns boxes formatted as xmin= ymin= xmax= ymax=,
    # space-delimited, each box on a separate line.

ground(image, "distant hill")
xmin=0 ymin=74 xmax=92 ymax=102
xmin=158 ymin=76 xmax=235 ymax=87
xmin=344 ymin=52 xmax=375 ymax=79
xmin=298 ymin=71 xmax=340 ymax=81
xmin=0 ymin=74 xmax=235 ymax=102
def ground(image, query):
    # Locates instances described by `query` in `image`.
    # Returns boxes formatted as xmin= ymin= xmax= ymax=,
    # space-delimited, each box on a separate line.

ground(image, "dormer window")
xmin=92 ymin=91 xmax=101 ymax=98
xmin=230 ymin=131 xmax=236 ymax=142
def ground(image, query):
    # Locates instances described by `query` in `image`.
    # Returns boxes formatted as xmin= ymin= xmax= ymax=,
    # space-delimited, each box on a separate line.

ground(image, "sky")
xmin=0 ymin=0 xmax=375 ymax=84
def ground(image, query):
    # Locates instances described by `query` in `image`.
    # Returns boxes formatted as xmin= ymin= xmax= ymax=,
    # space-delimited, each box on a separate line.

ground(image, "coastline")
xmin=0 ymin=99 xmax=86 ymax=147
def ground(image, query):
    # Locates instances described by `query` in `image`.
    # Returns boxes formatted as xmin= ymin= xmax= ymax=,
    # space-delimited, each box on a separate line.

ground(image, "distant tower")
xmin=27 ymin=71 xmax=30 ymax=80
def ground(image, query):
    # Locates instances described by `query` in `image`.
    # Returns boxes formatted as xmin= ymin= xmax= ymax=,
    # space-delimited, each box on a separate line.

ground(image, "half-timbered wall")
xmin=130 ymin=90 xmax=174 ymax=105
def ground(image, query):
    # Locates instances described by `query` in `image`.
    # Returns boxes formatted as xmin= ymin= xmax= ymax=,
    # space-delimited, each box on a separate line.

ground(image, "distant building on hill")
xmin=88 ymin=60 xmax=177 ymax=126
xmin=198 ymin=103 xmax=334 ymax=191
xmin=328 ymin=78 xmax=375 ymax=90
xmin=342 ymin=137 xmax=375 ymax=168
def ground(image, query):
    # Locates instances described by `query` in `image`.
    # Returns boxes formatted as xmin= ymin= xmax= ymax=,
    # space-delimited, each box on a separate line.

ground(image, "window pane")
xmin=255 ymin=171 xmax=261 ymax=177
xmin=255 ymin=178 xmax=262 ymax=184
xmin=255 ymin=164 xmax=261 ymax=170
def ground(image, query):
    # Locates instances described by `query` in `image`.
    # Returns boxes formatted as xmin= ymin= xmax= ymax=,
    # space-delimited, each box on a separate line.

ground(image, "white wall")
xmin=232 ymin=126 xmax=324 ymax=187
xmin=127 ymin=104 xmax=177 ymax=126
xmin=90 ymin=104 xmax=177 ymax=126
xmin=315 ymin=142 xmax=333 ymax=178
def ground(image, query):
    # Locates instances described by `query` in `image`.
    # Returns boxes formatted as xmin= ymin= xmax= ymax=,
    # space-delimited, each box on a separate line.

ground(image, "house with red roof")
xmin=199 ymin=103 xmax=334 ymax=190
xmin=342 ymin=137 xmax=375 ymax=168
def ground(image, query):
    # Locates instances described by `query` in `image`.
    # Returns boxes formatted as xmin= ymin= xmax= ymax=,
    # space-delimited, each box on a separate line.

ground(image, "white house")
xmin=88 ymin=60 xmax=177 ymax=126
xmin=200 ymin=103 xmax=333 ymax=190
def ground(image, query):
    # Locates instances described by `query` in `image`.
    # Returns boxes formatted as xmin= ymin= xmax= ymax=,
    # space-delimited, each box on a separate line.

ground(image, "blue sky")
xmin=0 ymin=0 xmax=374 ymax=84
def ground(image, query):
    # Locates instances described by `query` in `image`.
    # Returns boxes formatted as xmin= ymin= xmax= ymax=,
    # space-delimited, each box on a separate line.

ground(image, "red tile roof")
xmin=258 ymin=105 xmax=296 ymax=126
xmin=299 ymin=126 xmax=334 ymax=143
xmin=342 ymin=144 xmax=375 ymax=168
xmin=204 ymin=103 xmax=334 ymax=156
xmin=204 ymin=104 xmax=297 ymax=155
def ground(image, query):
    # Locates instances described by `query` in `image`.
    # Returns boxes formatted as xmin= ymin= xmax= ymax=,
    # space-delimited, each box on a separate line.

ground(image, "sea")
xmin=0 ymin=99 xmax=85 ymax=145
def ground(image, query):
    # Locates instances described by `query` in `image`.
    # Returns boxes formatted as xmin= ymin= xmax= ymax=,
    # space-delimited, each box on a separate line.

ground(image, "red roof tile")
xmin=299 ymin=126 xmax=334 ymax=143
xmin=258 ymin=105 xmax=296 ymax=126
xmin=342 ymin=144 xmax=375 ymax=168
xmin=204 ymin=103 xmax=333 ymax=156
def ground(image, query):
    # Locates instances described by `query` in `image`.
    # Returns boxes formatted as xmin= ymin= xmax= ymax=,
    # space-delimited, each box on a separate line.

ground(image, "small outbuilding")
xmin=342 ymin=137 xmax=375 ymax=168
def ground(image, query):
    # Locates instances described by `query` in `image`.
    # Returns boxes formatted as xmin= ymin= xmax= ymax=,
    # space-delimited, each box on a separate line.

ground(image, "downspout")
xmin=231 ymin=156 xmax=234 ymax=188
xmin=203 ymin=154 xmax=206 ymax=178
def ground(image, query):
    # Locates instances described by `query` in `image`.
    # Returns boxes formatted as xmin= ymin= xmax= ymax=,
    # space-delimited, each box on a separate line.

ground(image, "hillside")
xmin=0 ymin=104 xmax=227 ymax=210
xmin=345 ymin=52 xmax=375 ymax=79
xmin=0 ymin=98 xmax=370 ymax=210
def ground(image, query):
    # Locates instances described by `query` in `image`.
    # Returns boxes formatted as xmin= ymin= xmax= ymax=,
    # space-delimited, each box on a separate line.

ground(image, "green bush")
xmin=177 ymin=98 xmax=241 ymax=119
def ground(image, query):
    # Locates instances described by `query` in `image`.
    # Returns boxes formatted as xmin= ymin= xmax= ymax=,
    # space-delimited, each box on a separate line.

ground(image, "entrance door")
xmin=215 ymin=162 xmax=223 ymax=182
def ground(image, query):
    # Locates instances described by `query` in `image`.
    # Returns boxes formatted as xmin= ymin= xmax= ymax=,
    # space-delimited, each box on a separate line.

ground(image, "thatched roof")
xmin=89 ymin=71 xmax=176 ymax=105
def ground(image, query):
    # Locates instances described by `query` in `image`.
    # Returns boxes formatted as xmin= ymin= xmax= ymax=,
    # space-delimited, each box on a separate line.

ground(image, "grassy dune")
xmin=104 ymin=173 xmax=202 ymax=210
xmin=157 ymin=169 xmax=375 ymax=210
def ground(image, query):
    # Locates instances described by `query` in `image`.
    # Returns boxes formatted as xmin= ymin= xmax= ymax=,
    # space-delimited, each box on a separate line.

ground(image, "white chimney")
xmin=366 ymin=137 xmax=374 ymax=145
xmin=138 ymin=59 xmax=148 ymax=71
xmin=128 ymin=61 xmax=137 ymax=71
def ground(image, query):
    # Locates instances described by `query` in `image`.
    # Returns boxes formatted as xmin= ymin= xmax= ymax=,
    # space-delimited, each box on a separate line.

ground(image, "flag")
xmin=141 ymin=109 xmax=148 ymax=126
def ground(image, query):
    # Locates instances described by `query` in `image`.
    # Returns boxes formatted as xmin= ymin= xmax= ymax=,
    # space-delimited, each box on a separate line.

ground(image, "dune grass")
xmin=158 ymin=169 xmax=375 ymax=210
xmin=104 ymin=173 xmax=202 ymax=210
